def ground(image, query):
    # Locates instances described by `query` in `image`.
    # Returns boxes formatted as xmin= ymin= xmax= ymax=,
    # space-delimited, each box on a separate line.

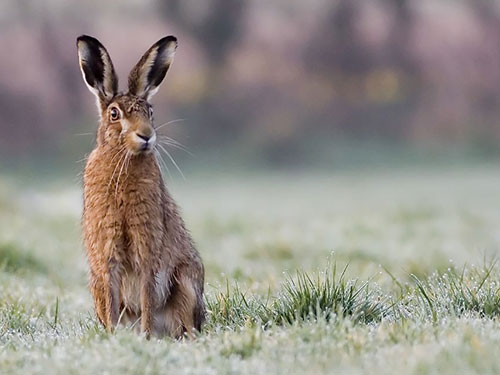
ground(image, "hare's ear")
xmin=128 ymin=36 xmax=177 ymax=101
xmin=76 ymin=35 xmax=118 ymax=109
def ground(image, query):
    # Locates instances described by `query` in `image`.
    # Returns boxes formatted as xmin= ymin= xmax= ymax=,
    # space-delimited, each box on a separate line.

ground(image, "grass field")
xmin=1 ymin=165 xmax=500 ymax=374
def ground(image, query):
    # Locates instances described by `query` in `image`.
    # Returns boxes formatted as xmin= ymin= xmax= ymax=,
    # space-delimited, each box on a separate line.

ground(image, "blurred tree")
xmin=157 ymin=0 xmax=247 ymax=144
xmin=381 ymin=0 xmax=421 ymax=137
xmin=304 ymin=0 xmax=377 ymax=137
xmin=303 ymin=0 xmax=422 ymax=139
xmin=40 ymin=21 xmax=83 ymax=115
xmin=160 ymin=0 xmax=244 ymax=66
xmin=468 ymin=0 xmax=500 ymax=119
xmin=2 ymin=0 xmax=500 ymax=165
xmin=386 ymin=0 xmax=416 ymax=73
xmin=0 ymin=84 xmax=41 ymax=154
xmin=307 ymin=0 xmax=370 ymax=76
xmin=0 ymin=8 xmax=85 ymax=155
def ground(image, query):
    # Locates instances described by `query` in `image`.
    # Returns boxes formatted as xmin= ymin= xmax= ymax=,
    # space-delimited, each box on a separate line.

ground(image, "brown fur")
xmin=77 ymin=35 xmax=205 ymax=338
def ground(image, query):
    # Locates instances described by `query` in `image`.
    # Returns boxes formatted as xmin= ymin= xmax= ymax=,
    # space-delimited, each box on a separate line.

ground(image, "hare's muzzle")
xmin=132 ymin=131 xmax=156 ymax=153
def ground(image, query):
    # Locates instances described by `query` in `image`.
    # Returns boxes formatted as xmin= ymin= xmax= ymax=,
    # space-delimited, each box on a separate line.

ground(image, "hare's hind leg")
xmin=154 ymin=275 xmax=200 ymax=338
xmin=89 ymin=261 xmax=122 ymax=331
xmin=89 ymin=273 xmax=107 ymax=325
xmin=193 ymin=286 xmax=206 ymax=332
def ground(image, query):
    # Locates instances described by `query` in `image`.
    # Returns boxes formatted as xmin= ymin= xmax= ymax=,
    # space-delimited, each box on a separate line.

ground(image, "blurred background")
xmin=1 ymin=0 xmax=500 ymax=327
xmin=2 ymin=0 xmax=500 ymax=175
xmin=3 ymin=2 xmax=500 ymax=371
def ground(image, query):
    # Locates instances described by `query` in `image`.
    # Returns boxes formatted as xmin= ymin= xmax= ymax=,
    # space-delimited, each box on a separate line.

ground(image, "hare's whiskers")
xmin=159 ymin=141 xmax=193 ymax=157
xmin=158 ymin=134 xmax=184 ymax=146
xmin=157 ymin=143 xmax=185 ymax=180
xmin=154 ymin=149 xmax=172 ymax=181
xmin=106 ymin=147 xmax=125 ymax=194
xmin=110 ymin=145 xmax=127 ymax=164
xmin=107 ymin=149 xmax=127 ymax=195
xmin=154 ymin=118 xmax=185 ymax=131
xmin=106 ymin=147 xmax=127 ymax=181
xmin=76 ymin=156 xmax=89 ymax=164
xmin=106 ymin=148 xmax=127 ymax=195
xmin=158 ymin=137 xmax=193 ymax=156
xmin=115 ymin=151 xmax=130 ymax=199
xmin=123 ymin=151 xmax=132 ymax=182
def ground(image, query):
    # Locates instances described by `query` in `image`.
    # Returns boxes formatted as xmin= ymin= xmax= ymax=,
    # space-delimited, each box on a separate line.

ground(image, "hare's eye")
xmin=110 ymin=107 xmax=121 ymax=122
xmin=148 ymin=107 xmax=153 ymax=118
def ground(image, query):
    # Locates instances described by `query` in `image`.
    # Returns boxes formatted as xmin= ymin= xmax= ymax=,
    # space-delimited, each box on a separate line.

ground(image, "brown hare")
xmin=76 ymin=35 xmax=205 ymax=339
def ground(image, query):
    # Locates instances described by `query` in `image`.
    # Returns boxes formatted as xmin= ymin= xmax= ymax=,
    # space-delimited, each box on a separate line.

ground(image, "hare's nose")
xmin=136 ymin=133 xmax=150 ymax=142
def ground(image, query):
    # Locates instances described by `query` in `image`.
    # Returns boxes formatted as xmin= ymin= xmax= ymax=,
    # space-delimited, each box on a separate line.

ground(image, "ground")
xmin=1 ymin=165 xmax=500 ymax=374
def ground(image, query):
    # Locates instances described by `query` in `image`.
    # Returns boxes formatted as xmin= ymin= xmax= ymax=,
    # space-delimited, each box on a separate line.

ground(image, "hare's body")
xmin=83 ymin=149 xmax=204 ymax=337
xmin=77 ymin=36 xmax=205 ymax=338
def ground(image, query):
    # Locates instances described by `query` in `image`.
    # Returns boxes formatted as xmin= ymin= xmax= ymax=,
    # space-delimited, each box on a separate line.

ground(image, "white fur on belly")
xmin=120 ymin=269 xmax=171 ymax=313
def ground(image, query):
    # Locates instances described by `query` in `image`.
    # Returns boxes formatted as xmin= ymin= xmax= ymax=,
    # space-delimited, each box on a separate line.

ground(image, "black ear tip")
xmin=76 ymin=35 xmax=102 ymax=47
xmin=158 ymin=35 xmax=178 ymax=48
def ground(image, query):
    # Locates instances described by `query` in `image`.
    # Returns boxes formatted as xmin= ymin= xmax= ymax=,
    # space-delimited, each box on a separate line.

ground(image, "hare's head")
xmin=77 ymin=35 xmax=177 ymax=154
